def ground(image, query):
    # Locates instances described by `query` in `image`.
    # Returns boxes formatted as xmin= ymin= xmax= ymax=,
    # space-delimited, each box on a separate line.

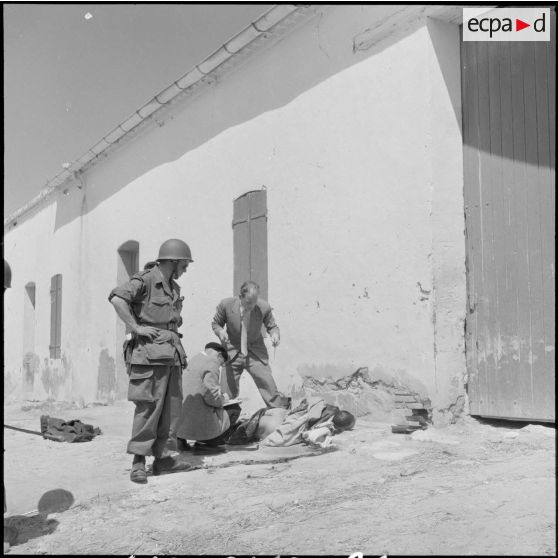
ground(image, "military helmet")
xmin=157 ymin=239 xmax=193 ymax=262
xmin=4 ymin=259 xmax=12 ymax=289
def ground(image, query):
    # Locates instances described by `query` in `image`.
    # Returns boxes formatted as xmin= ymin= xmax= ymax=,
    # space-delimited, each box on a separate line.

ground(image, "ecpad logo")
xmin=463 ymin=7 xmax=551 ymax=42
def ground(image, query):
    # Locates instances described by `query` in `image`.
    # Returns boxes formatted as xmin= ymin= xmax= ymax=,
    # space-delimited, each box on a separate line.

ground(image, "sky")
xmin=3 ymin=3 xmax=269 ymax=217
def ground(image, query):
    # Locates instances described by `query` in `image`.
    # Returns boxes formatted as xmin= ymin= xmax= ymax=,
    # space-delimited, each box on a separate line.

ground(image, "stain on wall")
xmin=97 ymin=348 xmax=116 ymax=403
xmin=41 ymin=358 xmax=68 ymax=399
xmin=22 ymin=352 xmax=40 ymax=391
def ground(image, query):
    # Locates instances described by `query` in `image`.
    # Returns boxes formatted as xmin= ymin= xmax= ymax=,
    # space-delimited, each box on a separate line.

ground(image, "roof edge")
xmin=4 ymin=4 xmax=314 ymax=229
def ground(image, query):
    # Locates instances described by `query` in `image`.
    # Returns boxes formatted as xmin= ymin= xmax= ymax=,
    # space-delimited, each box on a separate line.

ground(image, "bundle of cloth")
xmin=227 ymin=396 xmax=355 ymax=448
xmin=40 ymin=415 xmax=102 ymax=443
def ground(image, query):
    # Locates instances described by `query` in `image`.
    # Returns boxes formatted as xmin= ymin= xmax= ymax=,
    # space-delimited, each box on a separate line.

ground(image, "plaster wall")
xmin=3 ymin=5 xmax=466 ymax=416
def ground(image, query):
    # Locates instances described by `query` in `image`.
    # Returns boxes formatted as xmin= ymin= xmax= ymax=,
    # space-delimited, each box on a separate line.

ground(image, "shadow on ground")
xmin=4 ymin=488 xmax=74 ymax=548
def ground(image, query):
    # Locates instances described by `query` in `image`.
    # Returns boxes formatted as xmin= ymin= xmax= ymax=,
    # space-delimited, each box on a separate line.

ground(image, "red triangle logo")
xmin=516 ymin=19 xmax=530 ymax=31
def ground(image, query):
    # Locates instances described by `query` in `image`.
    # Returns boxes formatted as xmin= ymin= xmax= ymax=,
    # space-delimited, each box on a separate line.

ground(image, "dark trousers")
xmin=222 ymin=354 xmax=290 ymax=408
xmin=127 ymin=365 xmax=183 ymax=458
xmin=198 ymin=404 xmax=242 ymax=445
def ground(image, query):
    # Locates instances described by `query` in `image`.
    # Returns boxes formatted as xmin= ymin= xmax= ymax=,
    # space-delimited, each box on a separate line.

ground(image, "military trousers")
xmin=127 ymin=364 xmax=182 ymax=458
xmin=222 ymin=354 xmax=289 ymax=408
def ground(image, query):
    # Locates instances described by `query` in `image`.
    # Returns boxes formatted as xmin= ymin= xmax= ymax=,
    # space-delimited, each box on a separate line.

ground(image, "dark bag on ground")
xmin=40 ymin=415 xmax=102 ymax=443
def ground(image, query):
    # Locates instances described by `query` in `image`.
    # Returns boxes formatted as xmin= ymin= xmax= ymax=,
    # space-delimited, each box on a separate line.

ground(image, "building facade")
xmin=4 ymin=5 xmax=554 ymax=423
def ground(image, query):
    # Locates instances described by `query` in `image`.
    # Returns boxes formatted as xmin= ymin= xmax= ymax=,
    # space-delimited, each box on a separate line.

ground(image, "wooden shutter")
xmin=49 ymin=274 xmax=62 ymax=359
xmin=232 ymin=190 xmax=268 ymax=299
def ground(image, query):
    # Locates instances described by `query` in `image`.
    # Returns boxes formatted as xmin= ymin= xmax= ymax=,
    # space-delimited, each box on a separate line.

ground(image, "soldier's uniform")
xmin=109 ymin=265 xmax=187 ymax=458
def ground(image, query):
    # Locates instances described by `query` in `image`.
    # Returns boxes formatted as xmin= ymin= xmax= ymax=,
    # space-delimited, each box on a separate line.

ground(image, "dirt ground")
xmin=3 ymin=399 xmax=556 ymax=556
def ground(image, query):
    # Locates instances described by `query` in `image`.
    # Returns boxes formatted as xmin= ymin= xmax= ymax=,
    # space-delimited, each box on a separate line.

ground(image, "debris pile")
xmin=302 ymin=367 xmax=396 ymax=421
xmin=391 ymin=391 xmax=431 ymax=434
xmin=301 ymin=367 xmax=432 ymax=425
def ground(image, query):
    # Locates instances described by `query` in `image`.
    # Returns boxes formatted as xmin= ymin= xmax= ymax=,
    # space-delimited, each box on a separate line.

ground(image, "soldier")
xmin=109 ymin=239 xmax=193 ymax=483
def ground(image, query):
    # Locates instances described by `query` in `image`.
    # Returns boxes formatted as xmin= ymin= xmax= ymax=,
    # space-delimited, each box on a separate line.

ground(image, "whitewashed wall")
xmin=4 ymin=6 xmax=465 ymax=420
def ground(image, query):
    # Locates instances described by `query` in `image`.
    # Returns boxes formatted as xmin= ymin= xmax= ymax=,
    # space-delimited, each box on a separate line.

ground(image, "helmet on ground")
xmin=157 ymin=239 xmax=193 ymax=262
xmin=4 ymin=259 xmax=12 ymax=289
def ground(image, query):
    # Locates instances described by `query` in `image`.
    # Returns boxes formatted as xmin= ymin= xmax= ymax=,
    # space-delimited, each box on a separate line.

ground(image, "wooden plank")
xmin=548 ymin=12 xmax=556 ymax=171
xmin=486 ymin=41 xmax=509 ymax=418
xmin=476 ymin=40 xmax=497 ymax=416
xmin=509 ymin=42 xmax=533 ymax=419
xmin=546 ymin=23 xmax=557 ymax=418
xmin=497 ymin=41 xmax=522 ymax=418
xmin=233 ymin=192 xmax=249 ymax=224
xmin=544 ymin=21 xmax=556 ymax=420
xmin=462 ymin=40 xmax=483 ymax=415
xmin=248 ymin=189 xmax=267 ymax=220
xmin=56 ymin=274 xmax=62 ymax=359
xmin=50 ymin=275 xmax=57 ymax=358
xmin=49 ymin=274 xmax=63 ymax=359
xmin=522 ymin=41 xmax=547 ymax=418
xmin=534 ymin=29 xmax=556 ymax=420
xmin=250 ymin=214 xmax=268 ymax=301
xmin=233 ymin=219 xmax=250 ymax=296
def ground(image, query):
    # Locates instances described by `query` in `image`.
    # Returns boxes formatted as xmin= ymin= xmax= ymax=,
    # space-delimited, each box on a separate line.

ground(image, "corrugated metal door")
xmin=232 ymin=190 xmax=268 ymax=299
xmin=462 ymin=17 xmax=556 ymax=421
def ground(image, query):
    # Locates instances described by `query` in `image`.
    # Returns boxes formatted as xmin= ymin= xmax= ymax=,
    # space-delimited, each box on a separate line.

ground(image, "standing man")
xmin=109 ymin=239 xmax=193 ymax=483
xmin=212 ymin=280 xmax=289 ymax=408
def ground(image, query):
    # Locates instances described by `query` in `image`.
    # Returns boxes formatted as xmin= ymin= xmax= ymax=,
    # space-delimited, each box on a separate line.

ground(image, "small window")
xmin=49 ymin=274 xmax=62 ymax=358
xmin=23 ymin=282 xmax=36 ymax=353
xmin=23 ymin=282 xmax=37 ymax=390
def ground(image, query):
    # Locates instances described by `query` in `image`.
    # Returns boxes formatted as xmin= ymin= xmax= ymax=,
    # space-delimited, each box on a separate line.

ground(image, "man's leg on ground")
xmin=246 ymin=357 xmax=290 ymax=408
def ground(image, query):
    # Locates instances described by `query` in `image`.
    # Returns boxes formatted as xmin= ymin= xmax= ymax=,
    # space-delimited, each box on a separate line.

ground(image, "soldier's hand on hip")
xmin=155 ymin=330 xmax=173 ymax=343
xmin=218 ymin=331 xmax=230 ymax=345
xmin=134 ymin=325 xmax=158 ymax=340
xmin=271 ymin=333 xmax=280 ymax=347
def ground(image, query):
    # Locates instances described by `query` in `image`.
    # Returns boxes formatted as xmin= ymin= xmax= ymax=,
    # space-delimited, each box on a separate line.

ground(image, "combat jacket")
xmin=109 ymin=266 xmax=186 ymax=367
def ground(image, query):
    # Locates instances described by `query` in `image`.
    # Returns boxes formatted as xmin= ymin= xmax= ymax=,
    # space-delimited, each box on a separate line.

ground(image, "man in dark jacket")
xmin=211 ymin=281 xmax=289 ymax=408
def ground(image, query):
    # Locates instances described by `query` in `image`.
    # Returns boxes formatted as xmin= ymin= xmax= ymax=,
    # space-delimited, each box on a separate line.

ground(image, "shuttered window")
xmin=49 ymin=274 xmax=62 ymax=358
xmin=232 ymin=190 xmax=268 ymax=299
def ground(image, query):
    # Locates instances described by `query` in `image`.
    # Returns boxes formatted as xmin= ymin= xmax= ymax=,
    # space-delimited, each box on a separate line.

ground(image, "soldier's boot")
xmin=152 ymin=455 xmax=193 ymax=476
xmin=130 ymin=455 xmax=147 ymax=484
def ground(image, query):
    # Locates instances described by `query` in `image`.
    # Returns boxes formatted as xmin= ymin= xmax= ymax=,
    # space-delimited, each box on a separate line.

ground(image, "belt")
xmin=142 ymin=322 xmax=178 ymax=332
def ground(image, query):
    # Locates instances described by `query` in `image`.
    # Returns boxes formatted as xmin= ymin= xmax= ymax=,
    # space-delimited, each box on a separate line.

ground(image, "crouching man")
xmin=177 ymin=342 xmax=241 ymax=452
